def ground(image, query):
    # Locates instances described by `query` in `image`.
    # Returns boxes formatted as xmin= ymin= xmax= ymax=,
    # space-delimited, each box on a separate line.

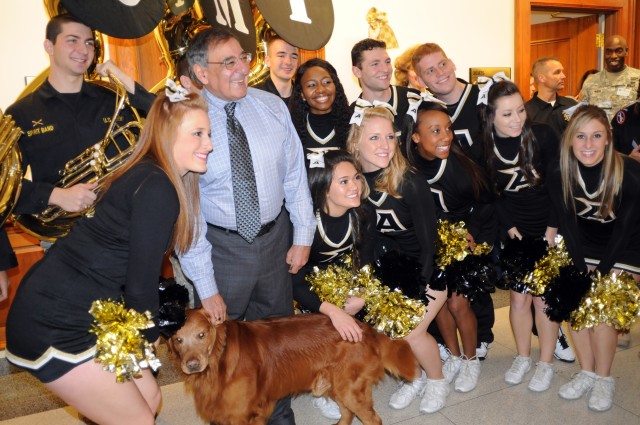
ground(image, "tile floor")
xmin=1 ymin=305 xmax=638 ymax=425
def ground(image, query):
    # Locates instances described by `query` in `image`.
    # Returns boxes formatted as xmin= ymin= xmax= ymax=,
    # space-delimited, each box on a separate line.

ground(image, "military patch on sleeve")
xmin=616 ymin=110 xmax=627 ymax=125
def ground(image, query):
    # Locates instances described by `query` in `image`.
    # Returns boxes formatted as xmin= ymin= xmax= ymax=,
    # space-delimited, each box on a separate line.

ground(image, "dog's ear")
xmin=196 ymin=308 xmax=215 ymax=326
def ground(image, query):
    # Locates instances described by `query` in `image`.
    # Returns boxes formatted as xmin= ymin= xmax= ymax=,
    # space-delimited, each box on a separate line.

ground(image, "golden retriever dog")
xmin=167 ymin=309 xmax=418 ymax=425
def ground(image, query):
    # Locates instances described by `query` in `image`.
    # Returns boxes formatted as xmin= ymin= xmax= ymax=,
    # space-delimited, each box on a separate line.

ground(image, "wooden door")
xmin=530 ymin=15 xmax=599 ymax=99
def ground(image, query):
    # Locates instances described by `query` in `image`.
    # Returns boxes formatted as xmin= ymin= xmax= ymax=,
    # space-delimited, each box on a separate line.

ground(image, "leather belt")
xmin=208 ymin=207 xmax=283 ymax=238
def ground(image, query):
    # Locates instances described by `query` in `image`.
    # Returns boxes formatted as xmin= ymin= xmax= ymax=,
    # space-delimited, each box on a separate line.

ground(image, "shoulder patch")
xmin=616 ymin=110 xmax=627 ymax=125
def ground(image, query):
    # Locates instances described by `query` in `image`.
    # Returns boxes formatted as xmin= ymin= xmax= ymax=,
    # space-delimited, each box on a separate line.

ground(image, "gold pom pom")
xmin=436 ymin=220 xmax=491 ymax=269
xmin=570 ymin=271 xmax=640 ymax=332
xmin=523 ymin=239 xmax=572 ymax=296
xmin=89 ymin=299 xmax=161 ymax=383
xmin=307 ymin=256 xmax=427 ymax=338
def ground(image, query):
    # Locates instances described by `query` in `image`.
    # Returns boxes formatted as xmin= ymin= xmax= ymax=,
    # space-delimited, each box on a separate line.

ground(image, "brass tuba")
xmin=14 ymin=74 xmax=143 ymax=242
xmin=0 ymin=111 xmax=23 ymax=227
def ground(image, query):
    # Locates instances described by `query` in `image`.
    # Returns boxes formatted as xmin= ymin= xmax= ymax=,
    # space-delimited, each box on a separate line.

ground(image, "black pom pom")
xmin=433 ymin=254 xmax=495 ymax=301
xmin=500 ymin=237 xmax=547 ymax=288
xmin=158 ymin=278 xmax=189 ymax=338
xmin=374 ymin=249 xmax=425 ymax=300
xmin=543 ymin=265 xmax=592 ymax=323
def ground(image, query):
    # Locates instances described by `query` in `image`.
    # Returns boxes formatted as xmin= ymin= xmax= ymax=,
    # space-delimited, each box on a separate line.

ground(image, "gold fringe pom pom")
xmin=307 ymin=256 xmax=427 ymax=338
xmin=436 ymin=220 xmax=491 ymax=269
xmin=307 ymin=256 xmax=365 ymax=308
xmin=570 ymin=271 xmax=640 ymax=332
xmin=89 ymin=299 xmax=161 ymax=383
xmin=524 ymin=239 xmax=572 ymax=296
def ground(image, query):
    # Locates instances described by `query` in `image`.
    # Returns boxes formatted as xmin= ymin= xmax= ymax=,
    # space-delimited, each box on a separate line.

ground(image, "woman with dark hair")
xmin=291 ymin=149 xmax=374 ymax=420
xmin=408 ymin=101 xmax=497 ymax=393
xmin=289 ymin=58 xmax=352 ymax=168
xmin=347 ymin=106 xmax=449 ymax=415
xmin=548 ymin=104 xmax=640 ymax=411
xmin=6 ymin=89 xmax=212 ymax=425
xmin=478 ymin=80 xmax=561 ymax=392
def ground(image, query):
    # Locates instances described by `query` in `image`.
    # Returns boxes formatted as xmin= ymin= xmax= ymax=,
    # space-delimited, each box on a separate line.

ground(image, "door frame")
xmin=514 ymin=0 xmax=635 ymax=92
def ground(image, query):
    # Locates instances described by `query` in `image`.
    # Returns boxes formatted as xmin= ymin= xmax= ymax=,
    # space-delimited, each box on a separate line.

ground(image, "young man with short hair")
xmin=255 ymin=30 xmax=299 ymax=103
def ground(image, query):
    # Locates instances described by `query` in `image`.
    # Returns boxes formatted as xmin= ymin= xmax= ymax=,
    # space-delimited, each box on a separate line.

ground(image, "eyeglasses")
xmin=207 ymin=52 xmax=253 ymax=70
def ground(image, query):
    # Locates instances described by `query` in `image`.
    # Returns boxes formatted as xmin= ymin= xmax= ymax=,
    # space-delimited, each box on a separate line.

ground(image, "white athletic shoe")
xmin=505 ymin=355 xmax=532 ymax=385
xmin=588 ymin=376 xmax=615 ymax=412
xmin=312 ymin=397 xmax=341 ymax=420
xmin=528 ymin=361 xmax=554 ymax=392
xmin=454 ymin=358 xmax=480 ymax=392
xmin=389 ymin=371 xmax=427 ymax=410
xmin=419 ymin=378 xmax=450 ymax=414
xmin=476 ymin=341 xmax=492 ymax=361
xmin=442 ymin=354 xmax=462 ymax=384
xmin=558 ymin=370 xmax=596 ymax=400
xmin=554 ymin=328 xmax=576 ymax=363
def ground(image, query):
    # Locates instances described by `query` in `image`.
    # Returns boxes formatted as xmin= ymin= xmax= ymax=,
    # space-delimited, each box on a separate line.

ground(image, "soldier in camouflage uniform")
xmin=580 ymin=35 xmax=640 ymax=121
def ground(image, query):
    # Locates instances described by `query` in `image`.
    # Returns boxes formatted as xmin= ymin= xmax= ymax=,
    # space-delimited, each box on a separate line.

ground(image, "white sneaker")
xmin=455 ymin=358 xmax=480 ymax=392
xmin=312 ymin=397 xmax=341 ymax=420
xmin=528 ymin=361 xmax=554 ymax=392
xmin=442 ymin=354 xmax=462 ymax=384
xmin=588 ymin=376 xmax=615 ymax=412
xmin=419 ymin=378 xmax=450 ymax=414
xmin=558 ymin=370 xmax=596 ymax=399
xmin=505 ymin=356 xmax=532 ymax=385
xmin=554 ymin=328 xmax=576 ymax=363
xmin=389 ymin=371 xmax=427 ymax=410
xmin=438 ymin=343 xmax=450 ymax=362
xmin=476 ymin=341 xmax=492 ymax=361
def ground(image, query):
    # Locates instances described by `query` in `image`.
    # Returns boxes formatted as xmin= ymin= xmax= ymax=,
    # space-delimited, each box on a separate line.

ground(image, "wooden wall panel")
xmin=530 ymin=15 xmax=598 ymax=98
xmin=515 ymin=0 xmax=633 ymax=99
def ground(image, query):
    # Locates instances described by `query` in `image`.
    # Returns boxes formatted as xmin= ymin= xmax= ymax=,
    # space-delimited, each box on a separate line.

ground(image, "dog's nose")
xmin=186 ymin=359 xmax=201 ymax=373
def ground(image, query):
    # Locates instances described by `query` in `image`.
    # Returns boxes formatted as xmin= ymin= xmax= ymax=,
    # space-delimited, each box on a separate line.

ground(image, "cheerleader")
xmin=289 ymin=59 xmax=351 ymax=168
xmin=478 ymin=80 xmax=560 ymax=392
xmin=346 ymin=106 xmax=449 ymax=414
xmin=291 ymin=149 xmax=374 ymax=420
xmin=408 ymin=101 xmax=497 ymax=393
xmin=548 ymin=105 xmax=640 ymax=411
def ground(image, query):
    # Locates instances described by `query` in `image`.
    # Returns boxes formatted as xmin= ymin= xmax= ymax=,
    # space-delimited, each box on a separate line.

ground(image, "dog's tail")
xmin=377 ymin=334 xmax=419 ymax=381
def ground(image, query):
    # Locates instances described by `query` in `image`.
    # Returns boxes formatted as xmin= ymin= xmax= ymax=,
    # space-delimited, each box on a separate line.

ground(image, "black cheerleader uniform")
xmin=6 ymin=159 xmax=179 ymax=382
xmin=547 ymin=157 xmax=640 ymax=274
xmin=364 ymin=170 xmax=438 ymax=283
xmin=299 ymin=112 xmax=347 ymax=168
xmin=413 ymin=149 xmax=497 ymax=246
xmin=489 ymin=124 xmax=559 ymax=238
xmin=293 ymin=208 xmax=375 ymax=312
xmin=447 ymin=80 xmax=481 ymax=152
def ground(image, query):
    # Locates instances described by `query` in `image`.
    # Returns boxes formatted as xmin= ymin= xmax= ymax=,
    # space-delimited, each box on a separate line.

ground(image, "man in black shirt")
xmin=6 ymin=13 xmax=154 ymax=216
xmin=254 ymin=30 xmax=299 ymax=103
xmin=526 ymin=57 xmax=576 ymax=139
xmin=412 ymin=43 xmax=481 ymax=153
xmin=350 ymin=38 xmax=421 ymax=150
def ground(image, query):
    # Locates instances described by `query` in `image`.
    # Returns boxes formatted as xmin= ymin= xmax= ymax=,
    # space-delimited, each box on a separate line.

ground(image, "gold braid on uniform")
xmin=90 ymin=299 xmax=161 ymax=383
xmin=307 ymin=256 xmax=427 ymax=338
xmin=570 ymin=271 xmax=640 ymax=332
